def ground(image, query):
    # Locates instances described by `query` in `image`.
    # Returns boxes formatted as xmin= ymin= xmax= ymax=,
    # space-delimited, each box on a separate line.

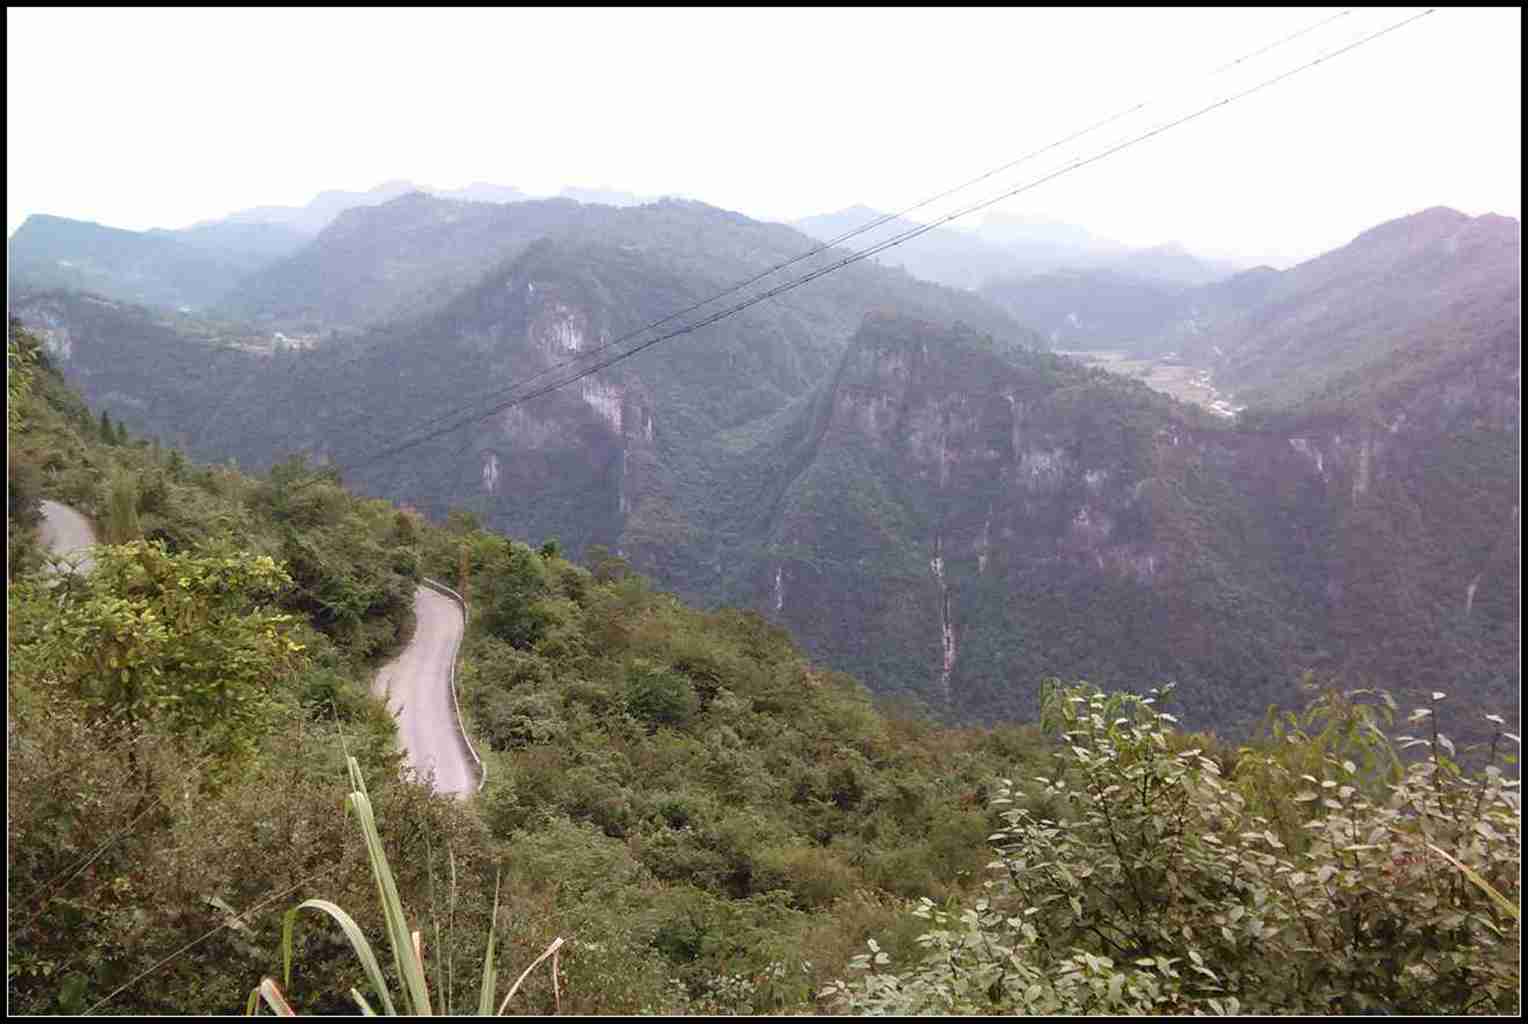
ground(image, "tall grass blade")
xmin=1427 ymin=843 xmax=1521 ymax=922
xmin=282 ymin=898 xmax=396 ymax=1016
xmin=425 ymin=831 xmax=446 ymax=1013
xmin=350 ymin=988 xmax=378 ymax=1016
xmin=413 ymin=929 xmax=433 ymax=1011
xmin=246 ymin=977 xmax=296 ymax=1016
xmin=447 ymin=847 xmax=458 ymax=1015
xmin=496 ymin=937 xmax=565 ymax=1015
xmin=477 ymin=871 xmax=502 ymax=1015
xmin=345 ymin=781 xmax=433 ymax=1014
xmin=551 ymin=944 xmax=561 ymax=1014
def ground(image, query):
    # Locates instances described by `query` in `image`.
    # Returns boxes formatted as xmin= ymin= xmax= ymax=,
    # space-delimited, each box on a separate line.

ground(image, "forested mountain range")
xmin=1171 ymin=207 xmax=1521 ymax=410
xmin=9 ymin=195 xmax=1519 ymax=742
xmin=979 ymin=266 xmax=1193 ymax=349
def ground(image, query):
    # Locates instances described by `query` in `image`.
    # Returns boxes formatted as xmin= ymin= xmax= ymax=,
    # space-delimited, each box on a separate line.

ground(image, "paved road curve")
xmin=36 ymin=501 xmax=476 ymax=797
xmin=38 ymin=499 xmax=98 ymax=572
xmin=372 ymin=586 xmax=477 ymax=798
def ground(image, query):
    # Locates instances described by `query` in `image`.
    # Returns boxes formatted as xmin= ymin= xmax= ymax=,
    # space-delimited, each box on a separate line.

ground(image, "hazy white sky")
xmin=7 ymin=6 xmax=1521 ymax=268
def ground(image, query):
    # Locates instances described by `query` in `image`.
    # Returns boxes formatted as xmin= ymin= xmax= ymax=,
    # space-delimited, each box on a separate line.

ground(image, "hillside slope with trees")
xmin=7 ymin=316 xmax=1518 ymax=1015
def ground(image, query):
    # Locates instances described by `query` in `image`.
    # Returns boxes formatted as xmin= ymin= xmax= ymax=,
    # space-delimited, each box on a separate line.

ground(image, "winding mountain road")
xmin=373 ymin=584 xmax=480 ymax=799
xmin=38 ymin=499 xmax=98 ymax=572
xmin=35 ymin=499 xmax=479 ymax=798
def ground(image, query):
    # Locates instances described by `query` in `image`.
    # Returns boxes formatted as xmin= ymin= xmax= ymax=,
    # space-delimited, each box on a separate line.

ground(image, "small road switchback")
xmin=38 ymin=499 xmax=98 ymax=572
xmin=35 ymin=500 xmax=480 ymax=798
xmin=372 ymin=583 xmax=481 ymax=799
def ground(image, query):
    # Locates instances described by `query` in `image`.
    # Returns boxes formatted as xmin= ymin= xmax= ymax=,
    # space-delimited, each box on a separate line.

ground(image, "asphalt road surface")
xmin=38 ymin=499 xmax=97 ymax=572
xmin=372 ymin=585 xmax=477 ymax=798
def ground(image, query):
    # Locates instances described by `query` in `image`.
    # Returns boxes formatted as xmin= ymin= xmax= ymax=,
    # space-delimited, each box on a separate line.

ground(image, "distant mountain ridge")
xmin=792 ymin=205 xmax=1025 ymax=291
xmin=208 ymin=179 xmax=532 ymax=236
xmin=207 ymin=180 xmax=667 ymax=238
xmin=980 ymin=206 xmax=1519 ymax=416
xmin=7 ymin=214 xmax=300 ymax=312
xmin=1159 ymin=206 xmax=1521 ymax=410
xmin=794 ymin=204 xmax=1240 ymax=293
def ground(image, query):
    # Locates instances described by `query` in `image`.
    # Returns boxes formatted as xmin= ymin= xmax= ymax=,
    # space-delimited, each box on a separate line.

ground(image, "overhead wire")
xmin=322 ymin=6 xmax=1435 ymax=482
xmin=335 ymin=8 xmax=1358 ymax=453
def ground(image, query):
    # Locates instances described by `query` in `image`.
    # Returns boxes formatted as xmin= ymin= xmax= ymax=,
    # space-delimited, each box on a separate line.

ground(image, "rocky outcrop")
xmin=745 ymin=312 xmax=1518 ymax=741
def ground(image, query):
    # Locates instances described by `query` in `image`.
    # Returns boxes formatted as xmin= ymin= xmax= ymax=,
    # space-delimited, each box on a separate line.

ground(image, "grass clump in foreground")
xmin=250 ymin=756 xmax=562 ymax=1016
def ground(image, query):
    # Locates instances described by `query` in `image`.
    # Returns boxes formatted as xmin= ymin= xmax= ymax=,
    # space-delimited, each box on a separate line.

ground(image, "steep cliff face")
xmin=1261 ymin=329 xmax=1520 ymax=727
xmin=466 ymin=266 xmax=666 ymax=563
xmin=744 ymin=313 xmax=1518 ymax=739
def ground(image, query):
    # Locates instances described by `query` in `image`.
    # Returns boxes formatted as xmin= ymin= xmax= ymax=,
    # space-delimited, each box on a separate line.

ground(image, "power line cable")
xmin=81 ymin=866 xmax=338 ymax=1015
xmin=251 ymin=8 xmax=1366 ymax=473
xmin=347 ymin=8 xmax=1357 ymax=451
xmin=326 ymin=6 xmax=1435 ymax=480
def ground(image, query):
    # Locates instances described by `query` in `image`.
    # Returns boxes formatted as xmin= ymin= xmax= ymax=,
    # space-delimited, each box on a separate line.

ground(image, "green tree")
xmin=625 ymin=660 xmax=697 ymax=731
xmin=8 ymin=540 xmax=307 ymax=764
xmin=7 ymin=322 xmax=38 ymax=430
xmin=104 ymin=470 xmax=142 ymax=543
xmin=482 ymin=541 xmax=552 ymax=649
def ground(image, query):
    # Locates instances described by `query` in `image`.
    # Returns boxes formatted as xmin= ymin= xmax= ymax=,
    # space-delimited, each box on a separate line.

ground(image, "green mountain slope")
xmin=1170 ymin=207 xmax=1520 ymax=409
xmin=11 ymin=200 xmax=1034 ymax=596
xmin=980 ymin=267 xmax=1190 ymax=349
xmin=8 ymin=214 xmax=301 ymax=312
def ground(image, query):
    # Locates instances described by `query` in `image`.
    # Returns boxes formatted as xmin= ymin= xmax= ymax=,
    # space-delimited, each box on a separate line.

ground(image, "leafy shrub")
xmin=823 ymin=681 xmax=1520 ymax=1015
xmin=625 ymin=661 xmax=697 ymax=731
xmin=481 ymin=541 xmax=553 ymax=649
xmin=476 ymin=690 xmax=566 ymax=752
xmin=752 ymin=845 xmax=859 ymax=908
xmin=9 ymin=540 xmax=306 ymax=764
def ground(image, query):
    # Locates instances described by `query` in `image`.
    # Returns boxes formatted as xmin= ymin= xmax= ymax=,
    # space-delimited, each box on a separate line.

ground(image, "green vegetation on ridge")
xmin=6 ymin=321 xmax=1520 ymax=1015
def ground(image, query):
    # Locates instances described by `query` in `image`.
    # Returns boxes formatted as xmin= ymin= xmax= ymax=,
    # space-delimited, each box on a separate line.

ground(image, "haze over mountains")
xmin=793 ymin=205 xmax=1240 ymax=292
xmin=209 ymin=180 xmax=664 ymax=236
xmin=7 ymin=184 xmax=1519 ymax=742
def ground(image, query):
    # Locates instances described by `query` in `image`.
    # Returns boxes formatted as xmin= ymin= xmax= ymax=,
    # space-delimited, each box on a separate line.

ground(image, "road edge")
xmin=419 ymin=576 xmax=487 ymax=795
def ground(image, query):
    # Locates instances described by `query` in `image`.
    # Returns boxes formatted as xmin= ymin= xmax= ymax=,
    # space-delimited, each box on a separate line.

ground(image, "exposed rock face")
xmin=746 ymin=312 xmax=1518 ymax=739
